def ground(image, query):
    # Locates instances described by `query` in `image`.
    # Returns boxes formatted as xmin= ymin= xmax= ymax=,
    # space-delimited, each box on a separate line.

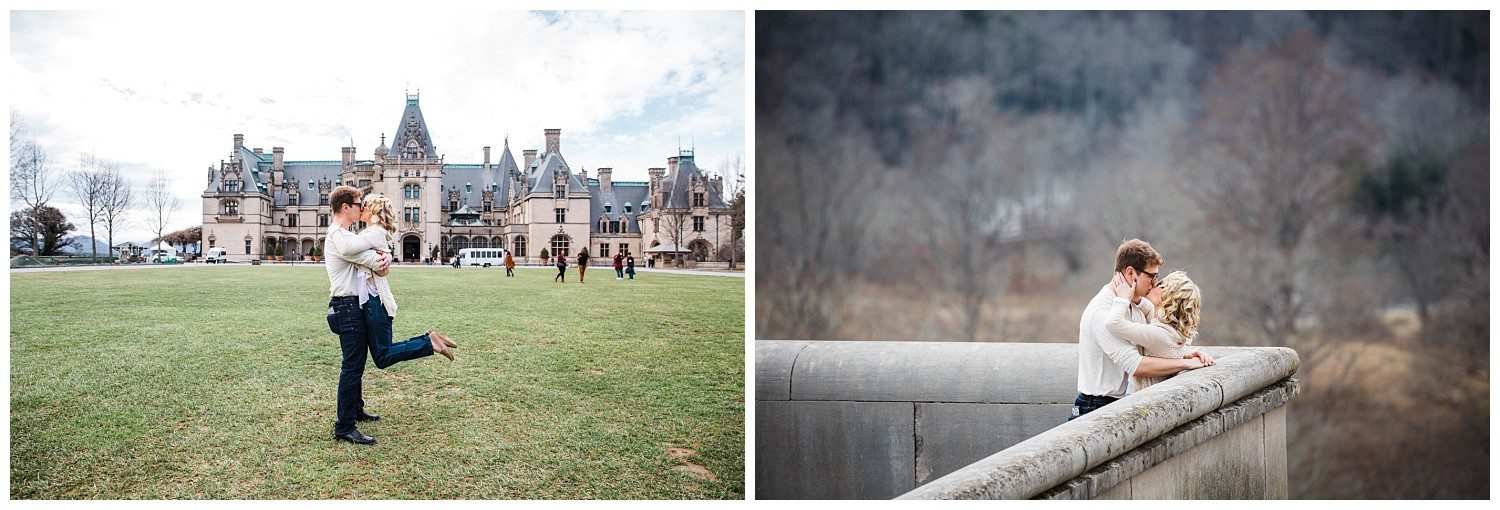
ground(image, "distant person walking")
xmin=554 ymin=254 xmax=567 ymax=283
xmin=613 ymin=252 xmax=625 ymax=280
xmin=504 ymin=251 xmax=515 ymax=277
xmin=625 ymin=253 xmax=635 ymax=280
xmin=577 ymin=249 xmax=590 ymax=283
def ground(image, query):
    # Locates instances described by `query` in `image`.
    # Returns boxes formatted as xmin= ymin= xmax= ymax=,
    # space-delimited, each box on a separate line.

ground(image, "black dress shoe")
xmin=356 ymin=412 xmax=380 ymax=422
xmin=333 ymin=428 xmax=376 ymax=445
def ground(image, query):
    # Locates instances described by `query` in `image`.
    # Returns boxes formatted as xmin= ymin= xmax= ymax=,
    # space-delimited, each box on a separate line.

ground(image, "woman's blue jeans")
xmin=364 ymin=295 xmax=434 ymax=369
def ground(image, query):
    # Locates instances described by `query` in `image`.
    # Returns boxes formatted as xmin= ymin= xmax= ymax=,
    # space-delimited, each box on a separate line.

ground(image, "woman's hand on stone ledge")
xmin=1186 ymin=350 xmax=1215 ymax=366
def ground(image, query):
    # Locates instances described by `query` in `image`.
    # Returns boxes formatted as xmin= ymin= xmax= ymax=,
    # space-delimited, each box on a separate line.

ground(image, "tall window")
xmin=693 ymin=192 xmax=705 ymax=207
xmin=618 ymin=243 xmax=628 ymax=256
xmin=483 ymin=201 xmax=492 ymax=212
xmin=554 ymin=184 xmax=566 ymax=198
xmin=286 ymin=213 xmax=298 ymax=227
xmin=555 ymin=208 xmax=566 ymax=223
xmin=221 ymin=199 xmax=239 ymax=215
xmin=319 ymin=193 xmax=329 ymax=205
xmin=244 ymin=238 xmax=251 ymax=255
xmin=404 ymin=183 xmax=421 ymax=199
xmin=448 ymin=200 xmax=458 ymax=211
xmin=550 ymin=234 xmax=570 ymax=258
xmin=693 ymin=215 xmax=705 ymax=232
xmin=610 ymin=220 xmax=620 ymax=233
xmin=513 ymin=236 xmax=527 ymax=257
xmin=404 ymin=207 xmax=420 ymax=223
xmin=600 ymin=243 xmax=610 ymax=258
xmin=225 ymin=180 xmax=240 ymax=193
xmin=319 ymin=214 xmax=329 ymax=227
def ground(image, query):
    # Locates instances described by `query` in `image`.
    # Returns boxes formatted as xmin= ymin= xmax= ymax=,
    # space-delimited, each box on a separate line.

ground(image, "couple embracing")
xmin=324 ymin=185 xmax=460 ymax=445
xmin=1073 ymin=239 xmax=1212 ymax=420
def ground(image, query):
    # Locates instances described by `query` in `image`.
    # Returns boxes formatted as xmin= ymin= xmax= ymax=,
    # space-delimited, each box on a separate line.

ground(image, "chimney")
xmin=544 ymin=128 xmax=561 ymax=154
xmin=271 ymin=147 xmax=285 ymax=187
xmin=252 ymin=147 xmax=263 ymax=157
xmin=648 ymin=167 xmax=666 ymax=196
xmin=667 ymin=156 xmax=679 ymax=176
xmin=341 ymin=147 xmax=353 ymax=166
xmin=580 ymin=169 xmax=588 ymax=182
xmin=523 ymin=149 xmax=538 ymax=168
xmin=233 ymin=134 xmax=244 ymax=151
xmin=483 ymin=146 xmax=491 ymax=166
xmin=598 ymin=167 xmax=612 ymax=192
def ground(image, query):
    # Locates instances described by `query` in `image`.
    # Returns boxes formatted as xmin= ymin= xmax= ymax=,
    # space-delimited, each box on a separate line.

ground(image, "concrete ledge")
xmin=895 ymin=347 xmax=1299 ymax=500
xmin=1034 ymin=378 xmax=1301 ymax=499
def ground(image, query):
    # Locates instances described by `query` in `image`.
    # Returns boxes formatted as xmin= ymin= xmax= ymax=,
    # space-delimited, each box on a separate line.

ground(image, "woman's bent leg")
xmin=366 ymin=297 xmax=434 ymax=369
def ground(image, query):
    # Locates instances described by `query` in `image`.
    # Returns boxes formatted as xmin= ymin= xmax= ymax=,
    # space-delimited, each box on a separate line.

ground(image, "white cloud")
xmin=10 ymin=9 xmax=745 ymax=243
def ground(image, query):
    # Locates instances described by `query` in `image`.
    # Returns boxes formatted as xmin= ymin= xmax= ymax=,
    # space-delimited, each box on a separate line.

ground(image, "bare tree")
xmin=11 ymin=112 xmax=59 ymax=255
xmin=98 ymin=166 xmax=133 ymax=261
xmin=68 ymin=154 xmax=113 ymax=257
xmin=1188 ymin=29 xmax=1372 ymax=353
xmin=145 ymin=168 xmax=183 ymax=253
xmin=659 ymin=208 xmax=691 ymax=267
xmin=912 ymin=78 xmax=1031 ymax=342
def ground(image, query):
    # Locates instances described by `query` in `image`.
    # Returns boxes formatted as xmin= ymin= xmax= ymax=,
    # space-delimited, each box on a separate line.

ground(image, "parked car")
xmin=205 ymin=247 xmax=229 ymax=263
xmin=150 ymin=252 xmax=179 ymax=264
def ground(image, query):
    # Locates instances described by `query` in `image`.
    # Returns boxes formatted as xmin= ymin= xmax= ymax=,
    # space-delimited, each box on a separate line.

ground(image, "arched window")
xmin=550 ymin=234 xmax=570 ymax=258
xmin=473 ymin=237 xmax=488 ymax=249
xmin=453 ymin=236 xmax=470 ymax=252
xmin=513 ymin=236 xmax=527 ymax=257
xmin=221 ymin=199 xmax=239 ymax=215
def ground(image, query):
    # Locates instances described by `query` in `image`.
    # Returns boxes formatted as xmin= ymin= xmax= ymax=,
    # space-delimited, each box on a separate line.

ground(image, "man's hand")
xmin=375 ymin=251 xmax=392 ymax=271
xmin=1186 ymin=350 xmax=1215 ymax=366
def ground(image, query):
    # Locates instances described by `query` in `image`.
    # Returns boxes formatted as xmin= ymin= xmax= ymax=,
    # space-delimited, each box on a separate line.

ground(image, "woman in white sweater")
xmin=1106 ymin=271 xmax=1204 ymax=390
xmin=339 ymin=193 xmax=459 ymax=364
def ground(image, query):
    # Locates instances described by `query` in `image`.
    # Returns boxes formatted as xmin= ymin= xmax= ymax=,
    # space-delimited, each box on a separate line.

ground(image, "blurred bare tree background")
xmin=756 ymin=11 xmax=1487 ymax=499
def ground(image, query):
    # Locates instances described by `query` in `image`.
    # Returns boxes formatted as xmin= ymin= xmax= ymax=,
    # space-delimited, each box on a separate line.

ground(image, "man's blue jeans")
xmin=328 ymin=296 xmax=367 ymax=435
xmin=363 ymin=295 xmax=434 ymax=369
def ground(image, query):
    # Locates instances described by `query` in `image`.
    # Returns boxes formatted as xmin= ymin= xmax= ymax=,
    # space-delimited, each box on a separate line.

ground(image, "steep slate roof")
xmin=388 ymin=95 xmax=437 ymax=159
xmin=204 ymin=146 xmax=273 ymax=195
xmin=274 ymin=162 xmax=341 ymax=206
xmin=663 ymin=152 xmax=730 ymax=210
xmin=586 ymin=179 xmax=651 ymax=233
xmin=525 ymin=150 xmax=589 ymax=195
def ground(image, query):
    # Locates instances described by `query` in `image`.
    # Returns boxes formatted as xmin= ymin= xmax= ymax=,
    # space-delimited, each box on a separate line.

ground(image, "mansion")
xmin=201 ymin=94 xmax=733 ymax=265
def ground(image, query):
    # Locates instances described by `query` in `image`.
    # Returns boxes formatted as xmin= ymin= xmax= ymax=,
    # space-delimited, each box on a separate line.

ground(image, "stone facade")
xmin=201 ymin=94 xmax=733 ymax=264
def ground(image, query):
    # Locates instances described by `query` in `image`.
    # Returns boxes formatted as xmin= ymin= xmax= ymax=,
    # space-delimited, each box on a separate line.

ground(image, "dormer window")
xmin=624 ymin=203 xmax=632 ymax=214
xmin=319 ymin=193 xmax=329 ymax=206
xmin=309 ymin=182 xmax=315 ymax=190
xmin=604 ymin=203 xmax=612 ymax=213
xmin=693 ymin=192 xmax=706 ymax=207
xmin=225 ymin=180 xmax=240 ymax=193
xmin=554 ymin=184 xmax=566 ymax=198
xmin=466 ymin=183 xmax=472 ymax=193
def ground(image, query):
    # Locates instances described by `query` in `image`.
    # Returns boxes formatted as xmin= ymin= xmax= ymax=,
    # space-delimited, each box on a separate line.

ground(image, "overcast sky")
xmin=10 ymin=10 xmax=745 ymax=244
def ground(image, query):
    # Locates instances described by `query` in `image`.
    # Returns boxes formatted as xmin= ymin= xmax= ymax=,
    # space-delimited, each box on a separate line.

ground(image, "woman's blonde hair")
xmin=363 ymin=193 xmax=396 ymax=243
xmin=1157 ymin=271 xmax=1201 ymax=342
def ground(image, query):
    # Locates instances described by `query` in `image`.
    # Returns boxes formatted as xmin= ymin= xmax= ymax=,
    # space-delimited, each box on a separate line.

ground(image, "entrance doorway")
xmin=403 ymin=235 xmax=420 ymax=262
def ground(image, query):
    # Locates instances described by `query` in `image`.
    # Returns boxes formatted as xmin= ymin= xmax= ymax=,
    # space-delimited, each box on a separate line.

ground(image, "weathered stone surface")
xmin=755 ymin=400 xmax=916 ymax=500
xmin=755 ymin=340 xmax=810 ymax=401
xmin=898 ymin=353 xmax=1300 ymax=500
xmin=896 ymin=423 xmax=1091 ymax=500
xmin=1264 ymin=406 xmax=1289 ymax=499
xmin=787 ymin=341 xmax=1077 ymax=403
xmin=1031 ymin=378 xmax=1299 ymax=499
xmin=1096 ymin=480 xmax=1131 ymax=499
xmin=1128 ymin=412 xmax=1267 ymax=499
xmin=914 ymin=403 xmax=1072 ymax=486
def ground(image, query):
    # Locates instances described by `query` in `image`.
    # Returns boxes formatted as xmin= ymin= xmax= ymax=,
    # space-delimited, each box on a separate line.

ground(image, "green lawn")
xmin=10 ymin=265 xmax=744 ymax=499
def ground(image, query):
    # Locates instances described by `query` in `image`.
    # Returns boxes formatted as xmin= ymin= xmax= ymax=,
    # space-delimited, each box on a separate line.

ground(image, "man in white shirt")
xmin=324 ymin=186 xmax=391 ymax=445
xmin=1073 ymin=238 xmax=1213 ymax=420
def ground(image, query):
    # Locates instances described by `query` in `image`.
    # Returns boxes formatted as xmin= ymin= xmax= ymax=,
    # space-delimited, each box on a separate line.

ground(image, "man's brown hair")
xmin=1114 ymin=238 xmax=1163 ymax=273
xmin=329 ymin=185 xmax=362 ymax=214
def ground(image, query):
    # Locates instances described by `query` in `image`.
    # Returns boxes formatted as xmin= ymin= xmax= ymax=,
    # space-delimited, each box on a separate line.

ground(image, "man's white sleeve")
xmin=1089 ymin=302 xmax=1143 ymax=376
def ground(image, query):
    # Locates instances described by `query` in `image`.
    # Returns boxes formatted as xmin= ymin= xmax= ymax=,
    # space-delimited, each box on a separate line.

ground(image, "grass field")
xmin=10 ymin=265 xmax=744 ymax=499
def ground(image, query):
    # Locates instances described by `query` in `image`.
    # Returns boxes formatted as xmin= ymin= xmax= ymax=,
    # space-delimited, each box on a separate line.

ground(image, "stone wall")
xmin=755 ymin=340 xmax=1299 ymax=500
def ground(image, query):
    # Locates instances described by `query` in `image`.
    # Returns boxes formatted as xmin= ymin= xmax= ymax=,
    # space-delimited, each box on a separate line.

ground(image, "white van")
xmin=205 ymin=247 xmax=229 ymax=263
xmin=457 ymin=248 xmax=508 ymax=267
